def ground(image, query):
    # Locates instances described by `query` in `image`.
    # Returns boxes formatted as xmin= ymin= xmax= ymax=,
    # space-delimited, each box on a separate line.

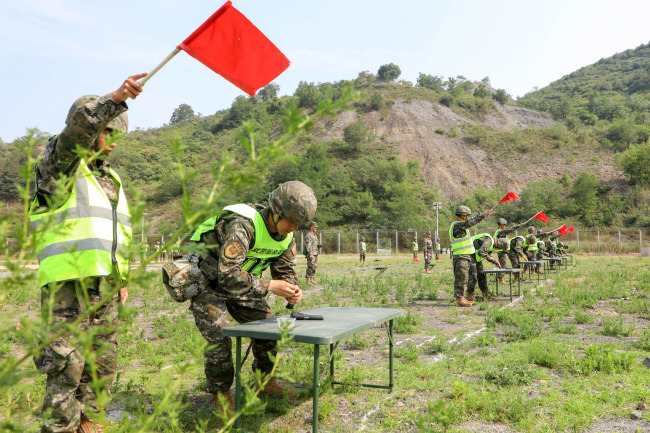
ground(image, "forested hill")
xmin=2 ymin=53 xmax=650 ymax=233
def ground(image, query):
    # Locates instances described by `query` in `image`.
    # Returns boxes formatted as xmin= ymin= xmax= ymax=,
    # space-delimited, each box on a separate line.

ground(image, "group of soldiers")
xmin=450 ymin=205 xmax=569 ymax=307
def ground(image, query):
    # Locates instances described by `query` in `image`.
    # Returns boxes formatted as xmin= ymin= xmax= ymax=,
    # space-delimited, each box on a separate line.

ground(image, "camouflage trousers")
xmin=189 ymin=290 xmax=276 ymax=394
xmin=452 ymin=255 xmax=476 ymax=298
xmin=305 ymin=255 xmax=318 ymax=278
xmin=359 ymin=251 xmax=366 ymax=263
xmin=467 ymin=260 xmax=488 ymax=293
xmin=35 ymin=278 xmax=120 ymax=433
xmin=508 ymin=250 xmax=523 ymax=269
xmin=497 ymin=250 xmax=510 ymax=268
xmin=424 ymin=253 xmax=432 ymax=270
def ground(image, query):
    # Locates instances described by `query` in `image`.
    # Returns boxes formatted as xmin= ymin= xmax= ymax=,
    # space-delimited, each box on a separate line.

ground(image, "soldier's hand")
xmin=120 ymin=287 xmax=129 ymax=304
xmin=112 ymin=73 xmax=148 ymax=102
xmin=483 ymin=209 xmax=492 ymax=218
xmin=269 ymin=280 xmax=301 ymax=304
xmin=309 ymin=254 xmax=314 ymax=260
xmin=519 ymin=222 xmax=525 ymax=227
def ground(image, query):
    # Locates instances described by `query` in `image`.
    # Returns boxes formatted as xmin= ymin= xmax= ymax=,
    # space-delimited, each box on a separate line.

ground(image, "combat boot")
xmin=498 ymin=276 xmax=506 ymax=284
xmin=513 ymin=273 xmax=520 ymax=283
xmin=465 ymin=292 xmax=475 ymax=302
xmin=212 ymin=390 xmax=235 ymax=417
xmin=456 ymin=296 xmax=473 ymax=307
xmin=257 ymin=377 xmax=297 ymax=400
xmin=77 ymin=420 xmax=104 ymax=433
xmin=481 ymin=289 xmax=497 ymax=300
xmin=425 ymin=268 xmax=432 ymax=274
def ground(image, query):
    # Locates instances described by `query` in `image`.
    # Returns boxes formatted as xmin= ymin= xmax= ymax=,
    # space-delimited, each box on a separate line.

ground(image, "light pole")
xmin=432 ymin=202 xmax=442 ymax=242
xmin=141 ymin=212 xmax=147 ymax=243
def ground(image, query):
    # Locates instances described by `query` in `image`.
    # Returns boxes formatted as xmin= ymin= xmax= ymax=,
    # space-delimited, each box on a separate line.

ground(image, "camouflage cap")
xmin=310 ymin=221 xmax=318 ymax=228
xmin=65 ymin=95 xmax=129 ymax=133
xmin=497 ymin=218 xmax=507 ymax=225
xmin=268 ymin=181 xmax=317 ymax=225
xmin=536 ymin=230 xmax=543 ymax=236
xmin=455 ymin=205 xmax=471 ymax=216
xmin=426 ymin=231 xmax=431 ymax=235
xmin=361 ymin=237 xmax=366 ymax=241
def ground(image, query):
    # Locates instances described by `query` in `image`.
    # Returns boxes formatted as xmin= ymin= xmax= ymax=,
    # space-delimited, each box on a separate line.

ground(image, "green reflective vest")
xmin=191 ymin=204 xmax=293 ymax=277
xmin=449 ymin=221 xmax=475 ymax=256
xmin=412 ymin=241 xmax=419 ymax=252
xmin=472 ymin=233 xmax=494 ymax=263
xmin=361 ymin=241 xmax=367 ymax=251
xmin=510 ymin=236 xmax=526 ymax=252
xmin=494 ymin=229 xmax=509 ymax=252
xmin=29 ymin=161 xmax=132 ymax=287
xmin=526 ymin=238 xmax=538 ymax=253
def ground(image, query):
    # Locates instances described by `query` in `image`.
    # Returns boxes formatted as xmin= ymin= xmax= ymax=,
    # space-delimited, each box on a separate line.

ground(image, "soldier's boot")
xmin=311 ymin=277 xmax=317 ymax=285
xmin=455 ymin=296 xmax=473 ymax=307
xmin=513 ymin=273 xmax=520 ymax=283
xmin=306 ymin=277 xmax=313 ymax=285
xmin=212 ymin=391 xmax=235 ymax=417
xmin=258 ymin=377 xmax=298 ymax=400
xmin=481 ymin=289 xmax=497 ymax=300
xmin=425 ymin=268 xmax=432 ymax=274
xmin=498 ymin=276 xmax=506 ymax=284
xmin=465 ymin=292 xmax=475 ymax=302
xmin=77 ymin=420 xmax=104 ymax=433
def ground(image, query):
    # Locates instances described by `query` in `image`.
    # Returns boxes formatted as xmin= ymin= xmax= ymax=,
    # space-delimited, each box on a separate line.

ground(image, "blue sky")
xmin=1 ymin=0 xmax=649 ymax=142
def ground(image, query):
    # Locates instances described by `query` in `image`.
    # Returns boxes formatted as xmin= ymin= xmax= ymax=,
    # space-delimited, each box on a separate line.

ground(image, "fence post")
xmin=337 ymin=232 xmax=340 ymax=255
xmin=376 ymin=230 xmax=379 ymax=253
xmin=356 ymin=231 xmax=359 ymax=254
xmin=576 ymin=230 xmax=579 ymax=246
xmin=640 ymin=229 xmax=643 ymax=250
xmin=618 ymin=230 xmax=621 ymax=248
xmin=597 ymin=230 xmax=600 ymax=253
xmin=395 ymin=230 xmax=398 ymax=254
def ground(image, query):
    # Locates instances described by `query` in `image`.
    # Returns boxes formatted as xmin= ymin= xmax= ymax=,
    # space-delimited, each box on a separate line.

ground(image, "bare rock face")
xmin=317 ymin=98 xmax=624 ymax=200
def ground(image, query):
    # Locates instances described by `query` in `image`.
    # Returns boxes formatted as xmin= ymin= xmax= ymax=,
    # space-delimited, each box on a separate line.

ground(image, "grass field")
xmin=2 ymin=254 xmax=650 ymax=432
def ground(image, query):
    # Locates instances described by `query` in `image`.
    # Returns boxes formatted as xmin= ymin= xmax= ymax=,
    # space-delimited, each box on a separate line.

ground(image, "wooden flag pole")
xmin=138 ymin=48 xmax=181 ymax=86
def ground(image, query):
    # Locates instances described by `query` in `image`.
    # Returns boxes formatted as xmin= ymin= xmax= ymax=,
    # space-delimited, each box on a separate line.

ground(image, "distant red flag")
xmin=557 ymin=224 xmax=568 ymax=236
xmin=568 ymin=226 xmax=575 ymax=233
xmin=498 ymin=191 xmax=520 ymax=204
xmin=178 ymin=1 xmax=290 ymax=96
xmin=532 ymin=211 xmax=549 ymax=224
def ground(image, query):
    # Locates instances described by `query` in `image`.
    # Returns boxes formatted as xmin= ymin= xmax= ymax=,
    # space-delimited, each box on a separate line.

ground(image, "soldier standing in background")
xmin=449 ymin=205 xmax=492 ymax=307
xmin=305 ymin=221 xmax=319 ymax=284
xmin=494 ymin=218 xmax=524 ymax=283
xmin=423 ymin=231 xmax=434 ymax=274
xmin=189 ymin=181 xmax=315 ymax=414
xmin=435 ymin=238 xmax=441 ymax=260
xmin=360 ymin=236 xmax=367 ymax=264
xmin=29 ymin=73 xmax=146 ymax=433
xmin=412 ymin=237 xmax=419 ymax=262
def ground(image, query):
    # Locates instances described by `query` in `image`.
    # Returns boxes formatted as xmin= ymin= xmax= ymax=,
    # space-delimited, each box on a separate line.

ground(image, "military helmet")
xmin=527 ymin=226 xmax=535 ymax=233
xmin=557 ymin=242 xmax=564 ymax=248
xmin=426 ymin=230 xmax=431 ymax=235
xmin=536 ymin=230 xmax=543 ymax=236
xmin=361 ymin=237 xmax=366 ymax=241
xmin=66 ymin=95 xmax=129 ymax=133
xmin=564 ymin=243 xmax=570 ymax=249
xmin=552 ymin=231 xmax=559 ymax=237
xmin=455 ymin=205 xmax=471 ymax=216
xmin=268 ymin=181 xmax=317 ymax=225
xmin=497 ymin=218 xmax=507 ymax=225
xmin=495 ymin=238 xmax=508 ymax=250
xmin=527 ymin=235 xmax=537 ymax=244
xmin=309 ymin=221 xmax=318 ymax=228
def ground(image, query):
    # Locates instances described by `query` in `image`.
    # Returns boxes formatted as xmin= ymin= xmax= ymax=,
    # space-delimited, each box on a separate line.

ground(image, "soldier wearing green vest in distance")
xmin=360 ymin=237 xmax=367 ymax=264
xmin=189 ymin=181 xmax=316 ymax=416
xmin=508 ymin=235 xmax=530 ymax=282
xmin=449 ymin=205 xmax=492 ymax=307
xmin=466 ymin=234 xmax=507 ymax=301
xmin=29 ymin=73 xmax=147 ymax=433
xmin=494 ymin=218 xmax=524 ymax=284
xmin=523 ymin=234 xmax=538 ymax=274
xmin=412 ymin=237 xmax=419 ymax=261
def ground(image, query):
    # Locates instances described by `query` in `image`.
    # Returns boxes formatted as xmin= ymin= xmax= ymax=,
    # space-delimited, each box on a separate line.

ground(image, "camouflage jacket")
xmin=34 ymin=93 xmax=128 ymax=207
xmin=494 ymin=224 xmax=519 ymax=239
xmin=423 ymin=238 xmax=433 ymax=254
xmin=451 ymin=214 xmax=485 ymax=259
xmin=473 ymin=236 xmax=497 ymax=263
xmin=305 ymin=232 xmax=319 ymax=256
xmin=509 ymin=236 xmax=527 ymax=259
xmin=194 ymin=204 xmax=297 ymax=300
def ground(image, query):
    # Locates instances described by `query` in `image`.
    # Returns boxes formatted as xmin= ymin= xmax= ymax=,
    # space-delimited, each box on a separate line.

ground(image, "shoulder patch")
xmin=223 ymin=240 xmax=246 ymax=259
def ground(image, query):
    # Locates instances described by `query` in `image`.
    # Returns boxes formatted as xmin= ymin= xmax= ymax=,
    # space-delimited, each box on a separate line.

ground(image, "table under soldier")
xmin=523 ymin=260 xmax=546 ymax=282
xmin=543 ymin=257 xmax=562 ymax=273
xmin=565 ymin=254 xmax=575 ymax=266
xmin=222 ymin=307 xmax=404 ymax=433
xmin=480 ymin=268 xmax=523 ymax=302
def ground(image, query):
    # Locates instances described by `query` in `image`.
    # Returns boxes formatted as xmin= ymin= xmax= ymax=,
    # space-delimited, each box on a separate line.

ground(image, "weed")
xmin=574 ymin=309 xmax=594 ymax=324
xmin=394 ymin=311 xmax=422 ymax=334
xmin=601 ymin=315 xmax=635 ymax=337
xmin=526 ymin=338 xmax=568 ymax=369
xmin=570 ymin=343 xmax=635 ymax=375
xmin=347 ymin=333 xmax=370 ymax=350
xmin=473 ymin=330 xmax=498 ymax=347
xmin=484 ymin=361 xmax=533 ymax=387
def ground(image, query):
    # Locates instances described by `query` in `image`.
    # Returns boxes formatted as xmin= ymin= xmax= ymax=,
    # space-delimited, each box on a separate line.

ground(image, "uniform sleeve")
xmin=270 ymin=238 xmax=298 ymax=285
xmin=452 ymin=214 xmax=484 ymax=238
xmin=36 ymin=94 xmax=128 ymax=197
xmin=514 ymin=239 xmax=526 ymax=258
xmin=502 ymin=224 xmax=520 ymax=236
xmin=478 ymin=241 xmax=491 ymax=260
xmin=212 ymin=217 xmax=269 ymax=299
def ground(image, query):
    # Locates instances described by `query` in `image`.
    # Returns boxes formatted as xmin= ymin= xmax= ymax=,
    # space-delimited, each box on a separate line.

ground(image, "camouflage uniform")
xmin=451 ymin=214 xmax=484 ymax=299
xmin=467 ymin=236 xmax=500 ymax=294
xmin=423 ymin=235 xmax=434 ymax=271
xmin=33 ymin=94 xmax=128 ymax=433
xmin=190 ymin=205 xmax=297 ymax=394
xmin=508 ymin=237 xmax=527 ymax=269
xmin=494 ymin=223 xmax=519 ymax=268
xmin=304 ymin=230 xmax=318 ymax=279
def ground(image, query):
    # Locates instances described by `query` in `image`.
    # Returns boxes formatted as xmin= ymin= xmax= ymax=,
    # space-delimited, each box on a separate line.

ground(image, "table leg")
xmin=495 ymin=273 xmax=500 ymax=296
xmin=234 ymin=336 xmax=242 ymax=428
xmin=389 ymin=319 xmax=394 ymax=391
xmin=313 ymin=344 xmax=320 ymax=433
xmin=508 ymin=272 xmax=513 ymax=302
xmin=329 ymin=343 xmax=335 ymax=380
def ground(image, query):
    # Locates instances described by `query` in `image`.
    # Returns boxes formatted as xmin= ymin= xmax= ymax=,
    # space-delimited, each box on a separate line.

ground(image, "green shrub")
xmin=570 ymin=343 xmax=635 ymax=375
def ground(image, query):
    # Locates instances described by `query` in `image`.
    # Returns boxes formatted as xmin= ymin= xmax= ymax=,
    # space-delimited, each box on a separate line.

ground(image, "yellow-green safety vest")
xmin=449 ymin=222 xmax=475 ymax=256
xmin=361 ymin=241 xmax=367 ymax=251
xmin=191 ymin=204 xmax=293 ymax=277
xmin=29 ymin=161 xmax=132 ymax=287
xmin=494 ymin=229 xmax=509 ymax=252
xmin=471 ymin=233 xmax=494 ymax=263
xmin=412 ymin=241 xmax=418 ymax=252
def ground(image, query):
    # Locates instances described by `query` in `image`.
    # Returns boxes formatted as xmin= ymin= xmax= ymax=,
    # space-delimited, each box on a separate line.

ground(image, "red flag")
xmin=557 ymin=224 xmax=568 ymax=236
xmin=498 ymin=191 xmax=520 ymax=204
xmin=532 ymin=211 xmax=549 ymax=224
xmin=568 ymin=226 xmax=575 ymax=233
xmin=178 ymin=1 xmax=290 ymax=96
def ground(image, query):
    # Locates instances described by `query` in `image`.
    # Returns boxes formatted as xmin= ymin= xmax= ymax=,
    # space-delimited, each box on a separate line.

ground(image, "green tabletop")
xmin=481 ymin=268 xmax=523 ymax=274
xmin=222 ymin=307 xmax=403 ymax=345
